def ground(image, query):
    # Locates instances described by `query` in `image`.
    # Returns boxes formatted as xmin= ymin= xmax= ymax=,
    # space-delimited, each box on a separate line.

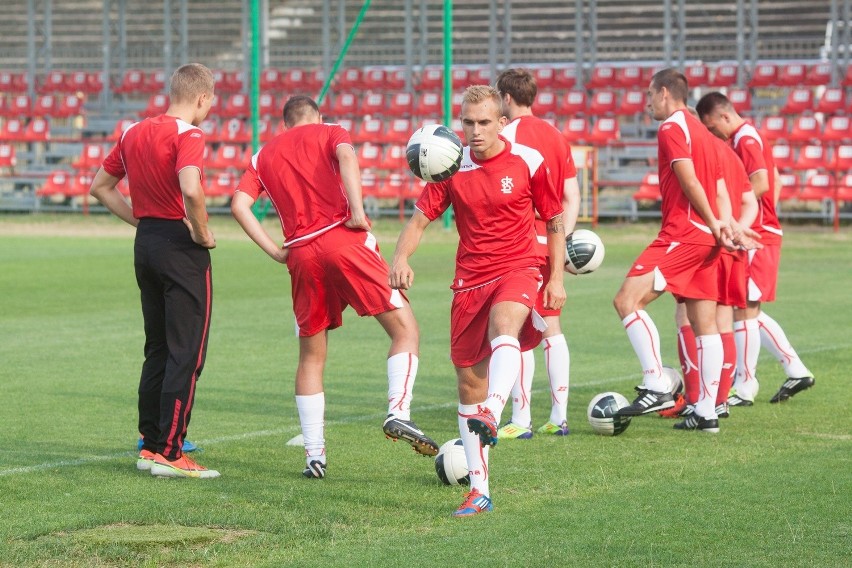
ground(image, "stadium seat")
xmin=710 ymin=63 xmax=738 ymax=87
xmin=108 ymin=118 xmax=134 ymax=141
xmin=336 ymin=68 xmax=364 ymax=92
xmin=307 ymin=69 xmax=327 ymax=92
xmin=815 ymin=88 xmax=846 ymax=115
xmin=615 ymin=66 xmax=644 ymax=89
xmin=140 ymin=93 xmax=169 ymax=118
xmin=552 ymin=67 xmax=578 ymax=90
xmin=376 ymin=172 xmax=407 ymax=200
xmin=281 ymin=68 xmax=307 ymax=91
xmin=258 ymin=93 xmax=276 ymax=117
xmin=208 ymin=94 xmax=222 ymax=118
xmin=686 ymin=64 xmax=710 ymax=87
xmin=33 ymin=95 xmax=58 ymax=117
xmin=147 ymin=70 xmax=166 ymax=94
xmin=837 ymin=173 xmax=852 ymax=202
xmin=207 ymin=144 xmax=244 ymax=171
xmin=7 ymin=94 xmax=31 ymax=117
xmin=760 ymin=115 xmax=788 ymax=142
xmin=23 ymin=117 xmax=50 ymax=142
xmin=206 ymin=171 xmax=236 ymax=198
xmin=361 ymin=68 xmax=387 ymax=92
xmin=331 ymin=117 xmax=355 ymax=134
xmin=777 ymin=63 xmax=807 ymax=87
xmin=360 ymin=169 xmax=380 ymax=198
xmin=727 ymin=89 xmax=752 ymax=113
xmin=68 ymin=171 xmax=95 ymax=197
xmin=452 ymin=118 xmax=464 ymax=142
xmin=843 ymin=65 xmax=852 ymax=87
xmin=451 ymin=92 xmax=464 ymax=115
xmin=72 ymin=144 xmax=106 ymax=171
xmin=86 ymin=71 xmax=104 ymax=94
xmin=385 ymin=69 xmax=407 ymax=91
xmin=831 ymin=145 xmax=852 ymax=171
xmin=788 ymin=115 xmax=821 ymax=144
xmin=0 ymin=143 xmax=16 ymax=172
xmin=533 ymin=67 xmax=556 ymax=90
xmin=357 ymin=143 xmax=383 ymax=170
xmin=823 ymin=116 xmax=851 ymax=143
xmin=39 ymin=70 xmax=70 ymax=94
xmin=534 ymin=90 xmax=557 ymax=116
xmin=586 ymin=66 xmax=617 ymax=89
xmin=386 ymin=92 xmax=413 ymax=117
xmin=619 ymin=90 xmax=646 ymax=116
xmin=780 ymin=88 xmax=814 ymax=115
xmin=329 ymin=92 xmax=358 ymax=117
xmin=55 ymin=94 xmax=84 ymax=119
xmin=0 ymin=118 xmax=26 ymax=141
xmin=0 ymin=72 xmax=20 ymax=93
xmin=352 ymin=117 xmax=385 ymax=144
xmin=413 ymin=92 xmax=441 ymax=117
xmin=777 ymin=172 xmax=800 ymax=201
xmin=361 ymin=92 xmax=386 ymax=117
xmin=451 ymin=68 xmax=470 ymax=87
xmin=772 ymin=143 xmax=795 ymax=171
xmin=633 ymin=172 xmax=661 ymax=201
xmin=221 ymin=93 xmax=250 ymax=118
xmin=114 ymin=69 xmax=146 ymax=94
xmin=561 ymin=117 xmax=590 ymax=144
xmin=588 ymin=91 xmax=617 ymax=116
xmin=795 ymin=144 xmax=828 ymax=170
xmin=259 ymin=68 xmax=282 ymax=92
xmin=587 ymin=117 xmax=620 ymax=145
xmin=560 ymin=90 xmax=587 ymax=116
xmin=385 ymin=118 xmax=413 ymax=145
xmin=748 ymin=63 xmax=778 ymax=87
xmin=198 ymin=118 xmax=220 ymax=142
xmin=67 ymin=71 xmax=92 ymax=94
xmin=380 ymin=144 xmax=407 ymax=171
xmin=256 ymin=118 xmax=274 ymax=142
xmin=220 ymin=118 xmax=250 ymax=144
xmin=37 ymin=170 xmax=73 ymax=197
xmin=470 ymin=67 xmax=492 ymax=85
xmin=417 ymin=67 xmax=443 ymax=91
xmin=804 ymin=62 xmax=833 ymax=87
xmin=799 ymin=173 xmax=834 ymax=201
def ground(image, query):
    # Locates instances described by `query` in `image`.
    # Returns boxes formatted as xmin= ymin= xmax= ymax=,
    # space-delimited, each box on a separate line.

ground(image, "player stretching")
xmin=231 ymin=96 xmax=438 ymax=480
xmin=390 ymin=85 xmax=564 ymax=516
xmin=696 ymin=92 xmax=815 ymax=405
xmin=495 ymin=68 xmax=581 ymax=439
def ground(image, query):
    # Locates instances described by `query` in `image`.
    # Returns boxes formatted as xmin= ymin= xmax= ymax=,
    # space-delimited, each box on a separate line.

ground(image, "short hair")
xmin=282 ymin=95 xmax=319 ymax=127
xmin=169 ymin=63 xmax=214 ymax=104
xmin=496 ymin=68 xmax=537 ymax=107
xmin=695 ymin=92 xmax=734 ymax=119
xmin=462 ymin=84 xmax=503 ymax=111
xmin=651 ymin=68 xmax=689 ymax=103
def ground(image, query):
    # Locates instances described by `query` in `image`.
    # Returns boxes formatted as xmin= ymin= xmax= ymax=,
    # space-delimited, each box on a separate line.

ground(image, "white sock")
xmin=459 ymin=403 xmax=489 ymax=497
xmin=695 ymin=334 xmax=722 ymax=419
xmin=757 ymin=311 xmax=812 ymax=378
xmin=510 ymin=350 xmax=535 ymax=428
xmin=734 ymin=318 xmax=760 ymax=400
xmin=542 ymin=334 xmax=570 ymax=424
xmin=622 ymin=310 xmax=667 ymax=392
xmin=485 ymin=335 xmax=522 ymax=425
xmin=387 ymin=352 xmax=418 ymax=421
xmin=296 ymin=393 xmax=326 ymax=465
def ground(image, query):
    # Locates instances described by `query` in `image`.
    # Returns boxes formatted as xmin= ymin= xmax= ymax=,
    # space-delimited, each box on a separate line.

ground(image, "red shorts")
xmin=747 ymin=243 xmax=780 ymax=303
xmin=534 ymin=261 xmax=562 ymax=317
xmin=627 ymin=239 xmax=719 ymax=301
xmin=286 ymin=226 xmax=406 ymax=337
xmin=717 ymin=250 xmax=747 ymax=309
xmin=450 ymin=269 xmax=541 ymax=367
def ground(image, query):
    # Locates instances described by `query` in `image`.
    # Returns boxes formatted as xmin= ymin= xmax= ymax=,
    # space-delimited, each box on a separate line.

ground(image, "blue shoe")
xmin=137 ymin=438 xmax=199 ymax=452
xmin=452 ymin=488 xmax=493 ymax=517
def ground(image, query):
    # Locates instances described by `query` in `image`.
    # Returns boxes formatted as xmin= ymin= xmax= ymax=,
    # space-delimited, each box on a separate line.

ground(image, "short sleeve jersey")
xmin=730 ymin=122 xmax=783 ymax=244
xmin=102 ymin=115 xmax=205 ymax=219
xmin=237 ymin=123 xmax=353 ymax=246
xmin=501 ymin=115 xmax=578 ymax=249
xmin=712 ymin=135 xmax=752 ymax=221
xmin=415 ymin=137 xmax=561 ymax=290
xmin=656 ymin=109 xmax=722 ymax=246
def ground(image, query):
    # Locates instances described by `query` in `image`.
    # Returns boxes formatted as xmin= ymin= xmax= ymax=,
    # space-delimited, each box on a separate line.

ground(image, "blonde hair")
xmin=462 ymin=84 xmax=502 ymax=108
xmin=169 ymin=63 xmax=215 ymax=104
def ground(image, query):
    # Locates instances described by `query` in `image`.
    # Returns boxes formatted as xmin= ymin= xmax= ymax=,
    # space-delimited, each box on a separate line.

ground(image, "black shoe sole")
xmin=383 ymin=425 xmax=439 ymax=456
xmin=617 ymin=399 xmax=676 ymax=417
xmin=770 ymin=377 xmax=815 ymax=403
xmin=467 ymin=419 xmax=498 ymax=448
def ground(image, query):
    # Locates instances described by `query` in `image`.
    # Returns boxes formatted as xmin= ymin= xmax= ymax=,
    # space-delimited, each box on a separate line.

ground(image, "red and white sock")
xmin=542 ymin=334 xmax=570 ymax=425
xmin=757 ymin=311 xmax=812 ymax=378
xmin=458 ymin=403 xmax=489 ymax=497
xmin=734 ymin=318 xmax=760 ymax=400
xmin=677 ymin=325 xmax=700 ymax=405
xmin=485 ymin=335 xmax=522 ymax=425
xmin=387 ymin=352 xmax=418 ymax=421
xmin=622 ymin=310 xmax=666 ymax=392
xmin=510 ymin=350 xmax=535 ymax=428
xmin=717 ymin=332 xmax=736 ymax=406
xmin=296 ymin=392 xmax=326 ymax=466
xmin=695 ymin=334 xmax=723 ymax=419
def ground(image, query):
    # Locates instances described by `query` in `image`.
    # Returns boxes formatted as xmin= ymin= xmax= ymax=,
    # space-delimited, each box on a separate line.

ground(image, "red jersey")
xmin=102 ymin=115 xmax=206 ymax=220
xmin=656 ymin=109 xmax=722 ymax=246
xmin=730 ymin=122 xmax=783 ymax=245
xmin=237 ymin=122 xmax=353 ymax=247
xmin=501 ymin=115 xmax=578 ymax=251
xmin=416 ymin=137 xmax=561 ymax=291
xmin=712 ymin=135 xmax=752 ymax=221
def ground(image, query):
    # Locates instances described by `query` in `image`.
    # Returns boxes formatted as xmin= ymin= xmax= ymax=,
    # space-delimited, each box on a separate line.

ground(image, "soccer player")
xmin=231 ymin=95 xmax=438 ymax=480
xmin=88 ymin=63 xmax=219 ymax=478
xmin=696 ymin=92 xmax=815 ymax=405
xmin=613 ymin=68 xmax=735 ymax=433
xmin=494 ymin=68 xmax=580 ymax=439
xmin=390 ymin=85 xmax=565 ymax=516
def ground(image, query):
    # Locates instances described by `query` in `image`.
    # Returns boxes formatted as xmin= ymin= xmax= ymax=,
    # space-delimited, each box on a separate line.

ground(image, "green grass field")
xmin=0 ymin=215 xmax=850 ymax=567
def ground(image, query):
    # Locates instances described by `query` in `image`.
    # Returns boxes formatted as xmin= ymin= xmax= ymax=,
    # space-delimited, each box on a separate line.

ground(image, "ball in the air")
xmin=565 ymin=229 xmax=605 ymax=274
xmin=406 ymin=124 xmax=463 ymax=182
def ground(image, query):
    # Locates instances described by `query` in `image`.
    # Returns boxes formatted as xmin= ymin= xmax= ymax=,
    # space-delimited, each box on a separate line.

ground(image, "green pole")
xmin=249 ymin=0 xmax=270 ymax=220
xmin=442 ymin=0 xmax=453 ymax=229
xmin=317 ymin=0 xmax=372 ymax=105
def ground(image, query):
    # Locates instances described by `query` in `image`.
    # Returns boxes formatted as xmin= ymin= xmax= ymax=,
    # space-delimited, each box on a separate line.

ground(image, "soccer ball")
xmin=565 ymin=229 xmax=605 ymax=275
xmin=662 ymin=365 xmax=684 ymax=395
xmin=434 ymin=438 xmax=469 ymax=486
xmin=587 ymin=392 xmax=633 ymax=436
xmin=405 ymin=124 xmax=463 ymax=182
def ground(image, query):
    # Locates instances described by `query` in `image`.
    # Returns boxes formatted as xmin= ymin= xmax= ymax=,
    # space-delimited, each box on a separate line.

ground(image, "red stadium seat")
xmin=207 ymin=94 xmax=222 ymax=118
xmin=108 ymin=118 xmax=134 ymax=141
xmin=335 ymin=68 xmax=363 ymax=91
xmin=838 ymin=173 xmax=852 ymax=202
xmin=86 ymin=71 xmax=104 ymax=94
xmin=788 ymin=115 xmax=821 ymax=144
xmin=352 ymin=117 xmax=385 ymax=144
xmin=633 ymin=172 xmax=661 ymax=201
xmin=619 ymin=90 xmax=646 ymax=116
xmin=417 ymin=67 xmax=443 ymax=91
xmin=329 ymin=92 xmax=358 ymax=117
xmin=777 ymin=173 xmax=799 ymax=201
xmin=533 ymin=67 xmax=556 ymax=90
xmin=72 ymin=144 xmax=106 ymax=171
xmin=560 ymin=90 xmax=587 ymax=116
xmin=281 ymin=68 xmax=306 ymax=91
xmin=378 ymin=172 xmax=409 ymax=200
xmin=587 ymin=117 xmax=620 ymax=145
xmin=799 ymin=173 xmax=834 ymax=201
xmin=207 ymin=144 xmax=244 ymax=171
xmin=198 ymin=118 xmax=220 ymax=142
xmin=361 ymin=68 xmax=387 ymax=92
xmin=587 ymin=66 xmax=617 ymax=89
xmin=68 ymin=171 xmax=95 ymax=197
xmin=206 ymin=171 xmax=236 ymax=198
xmin=330 ymin=117 xmax=355 ymax=134
xmin=380 ymin=144 xmax=407 ymax=171
xmin=451 ymin=92 xmax=464 ymax=115
xmin=0 ymin=143 xmax=17 ymax=171
xmin=772 ymin=143 xmax=795 ymax=171
xmin=588 ymin=91 xmax=617 ymax=116
xmin=777 ymin=63 xmax=807 ymax=87
xmin=727 ymin=89 xmax=752 ymax=113
xmin=831 ymin=145 xmax=852 ymax=171
xmin=221 ymin=93 xmax=250 ymax=118
xmin=414 ymin=92 xmax=441 ymax=117
xmin=451 ymin=68 xmax=470 ymax=87
xmin=39 ymin=70 xmax=70 ymax=94
xmin=804 ymin=63 xmax=833 ymax=87
xmin=686 ymin=64 xmax=710 ymax=87
xmin=815 ymin=88 xmax=846 ymax=115
xmin=68 ymin=71 xmax=92 ymax=94
xmin=615 ymin=66 xmax=644 ymax=89
xmin=220 ymin=118 xmax=250 ymax=144
xmin=561 ymin=117 xmax=590 ymax=144
xmin=258 ymin=93 xmax=277 ymax=117
xmin=23 ymin=117 xmax=50 ymax=142
xmin=37 ymin=170 xmax=74 ymax=197
xmin=140 ymin=93 xmax=169 ymax=118
xmin=748 ymin=63 xmax=778 ymax=87
xmin=260 ymin=68 xmax=283 ymax=92
xmin=552 ymin=67 xmax=578 ymax=90
xmin=469 ymin=68 xmax=492 ymax=86
xmin=307 ymin=69 xmax=326 ymax=92
xmin=385 ymin=69 xmax=407 ymax=91
xmin=385 ymin=118 xmax=413 ymax=145
xmin=533 ymin=90 xmax=557 ymax=116
xmin=386 ymin=92 xmax=413 ymax=117
xmin=760 ymin=115 xmax=788 ymax=142
xmin=114 ymin=69 xmax=146 ymax=94
xmin=33 ymin=95 xmax=58 ymax=117
xmin=823 ymin=115 xmax=851 ymax=143
xmin=780 ymin=88 xmax=814 ymax=115
xmin=256 ymin=118 xmax=275 ymax=142
xmin=0 ymin=72 xmax=20 ymax=93
xmin=710 ymin=63 xmax=739 ymax=87
xmin=795 ymin=144 xmax=828 ymax=170
xmin=0 ymin=118 xmax=26 ymax=141
xmin=357 ymin=143 xmax=383 ymax=170
xmin=361 ymin=92 xmax=386 ymax=117
xmin=8 ymin=94 xmax=31 ymax=117
xmin=843 ymin=65 xmax=852 ymax=87
xmin=147 ymin=70 xmax=166 ymax=94
xmin=360 ymin=169 xmax=380 ymax=198
xmin=55 ymin=94 xmax=84 ymax=120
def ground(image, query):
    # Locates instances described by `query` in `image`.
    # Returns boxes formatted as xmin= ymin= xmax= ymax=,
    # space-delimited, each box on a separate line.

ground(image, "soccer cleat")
xmin=137 ymin=438 xmax=198 ymax=453
xmin=658 ymin=393 xmax=687 ymax=418
xmin=466 ymin=406 xmax=498 ymax=447
xmin=715 ymin=402 xmax=730 ymax=418
xmin=769 ymin=376 xmax=815 ymax=403
xmin=302 ymin=459 xmax=327 ymax=479
xmin=673 ymin=414 xmax=720 ymax=434
xmin=452 ymin=488 xmax=493 ymax=517
xmin=616 ymin=387 xmax=675 ymax=416
xmin=497 ymin=421 xmax=534 ymax=439
xmin=136 ymin=449 xmax=156 ymax=471
xmin=382 ymin=415 xmax=439 ymax=456
xmin=537 ymin=420 xmax=570 ymax=436
xmin=727 ymin=393 xmax=754 ymax=407
xmin=150 ymin=453 xmax=220 ymax=479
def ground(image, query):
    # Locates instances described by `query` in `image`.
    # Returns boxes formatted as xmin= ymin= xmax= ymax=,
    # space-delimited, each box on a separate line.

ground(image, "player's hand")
xmin=542 ymin=280 xmax=566 ymax=311
xmin=731 ymin=222 xmax=763 ymax=251
xmin=344 ymin=213 xmax=372 ymax=231
xmin=710 ymin=219 xmax=735 ymax=251
xmin=270 ymin=246 xmax=290 ymax=264
xmin=183 ymin=218 xmax=216 ymax=249
xmin=389 ymin=260 xmax=414 ymax=290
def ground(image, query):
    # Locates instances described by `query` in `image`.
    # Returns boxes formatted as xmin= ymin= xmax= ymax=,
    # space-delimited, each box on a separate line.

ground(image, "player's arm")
xmin=542 ymin=214 xmax=566 ymax=310
xmin=773 ymin=166 xmax=782 ymax=205
xmin=748 ymin=169 xmax=770 ymax=200
xmin=89 ymin=167 xmax=137 ymax=227
xmin=336 ymin=144 xmax=371 ymax=231
xmin=389 ymin=209 xmax=431 ymax=290
xmin=231 ymin=190 xmax=288 ymax=264
xmin=739 ymin=189 xmax=759 ymax=229
xmin=178 ymin=167 xmax=215 ymax=249
xmin=562 ymin=176 xmax=581 ymax=237
xmin=672 ymin=159 xmax=727 ymax=243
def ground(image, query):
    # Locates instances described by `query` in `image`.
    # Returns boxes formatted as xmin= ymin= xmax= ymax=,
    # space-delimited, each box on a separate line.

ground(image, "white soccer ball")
xmin=405 ymin=124 xmax=463 ymax=182
xmin=565 ymin=229 xmax=605 ymax=275
xmin=662 ymin=365 xmax=684 ymax=396
xmin=587 ymin=392 xmax=633 ymax=436
xmin=434 ymin=438 xmax=469 ymax=486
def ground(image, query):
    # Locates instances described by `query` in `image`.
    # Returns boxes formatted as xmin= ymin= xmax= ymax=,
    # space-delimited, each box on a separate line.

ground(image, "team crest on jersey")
xmin=500 ymin=176 xmax=514 ymax=194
